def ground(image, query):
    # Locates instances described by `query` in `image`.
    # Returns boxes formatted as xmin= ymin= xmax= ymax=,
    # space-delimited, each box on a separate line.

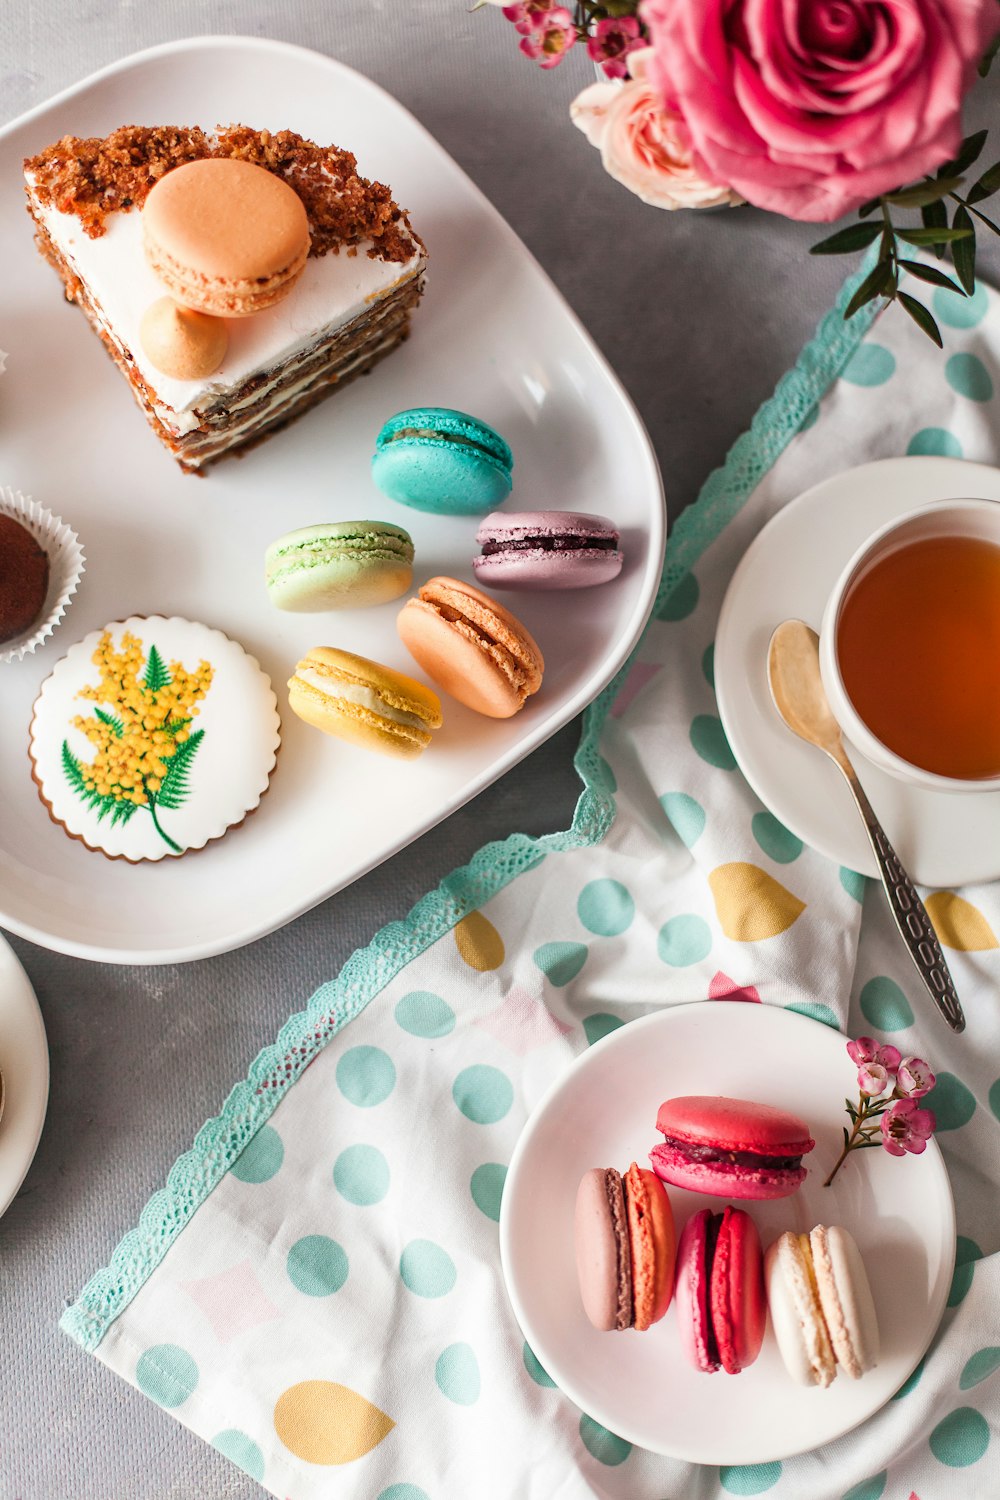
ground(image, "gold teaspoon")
xmin=767 ymin=619 xmax=965 ymax=1034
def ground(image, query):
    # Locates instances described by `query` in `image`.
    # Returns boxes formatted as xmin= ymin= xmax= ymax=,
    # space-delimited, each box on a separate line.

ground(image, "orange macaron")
xmin=142 ymin=158 xmax=310 ymax=317
xmin=396 ymin=576 xmax=543 ymax=719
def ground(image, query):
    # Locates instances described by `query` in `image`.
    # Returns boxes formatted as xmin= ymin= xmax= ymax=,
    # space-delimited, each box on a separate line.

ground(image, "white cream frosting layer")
xmin=295 ymin=670 xmax=428 ymax=729
xmin=27 ymin=176 xmax=423 ymax=434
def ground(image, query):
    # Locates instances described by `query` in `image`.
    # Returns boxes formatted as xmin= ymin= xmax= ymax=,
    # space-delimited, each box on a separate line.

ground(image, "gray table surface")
xmin=2 ymin=6 xmax=996 ymax=1497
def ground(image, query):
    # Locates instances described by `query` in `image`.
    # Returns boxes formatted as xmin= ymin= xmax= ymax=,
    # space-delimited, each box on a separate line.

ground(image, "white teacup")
xmin=818 ymin=497 xmax=1000 ymax=795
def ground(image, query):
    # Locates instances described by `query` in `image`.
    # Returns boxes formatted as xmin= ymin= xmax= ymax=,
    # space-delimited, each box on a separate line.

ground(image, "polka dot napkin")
xmin=62 ymin=274 xmax=1000 ymax=1499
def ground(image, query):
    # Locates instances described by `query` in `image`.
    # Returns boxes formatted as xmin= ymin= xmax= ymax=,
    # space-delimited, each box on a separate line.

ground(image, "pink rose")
xmin=640 ymin=0 xmax=1000 ymax=222
xmin=571 ymin=49 xmax=742 ymax=210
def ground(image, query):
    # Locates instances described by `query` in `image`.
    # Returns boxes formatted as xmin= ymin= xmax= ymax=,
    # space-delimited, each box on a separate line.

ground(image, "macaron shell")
xmin=710 ymin=1206 xmax=765 ymax=1374
xmin=372 ymin=409 xmax=512 ymax=516
xmin=624 ymin=1163 xmax=676 ymax=1330
xmin=655 ymin=1096 xmax=815 ymax=1157
xmin=266 ymin=523 xmax=414 ymax=611
xmin=764 ymin=1232 xmax=837 ymax=1387
xmin=574 ymin=1168 xmax=632 ymax=1332
xmin=674 ymin=1209 xmax=717 ymax=1372
xmin=397 ymin=578 xmax=543 ymax=719
xmin=811 ymin=1225 xmax=879 ymax=1379
xmin=648 ymin=1143 xmax=807 ymax=1201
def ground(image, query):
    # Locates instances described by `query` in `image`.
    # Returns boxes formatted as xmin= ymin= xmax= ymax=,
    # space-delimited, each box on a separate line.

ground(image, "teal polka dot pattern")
xmin=926 ymin=1071 xmax=976 ymax=1130
xmin=578 ymin=879 xmax=635 ymax=936
xmin=336 ymin=1046 xmax=396 ymax=1107
xmin=949 ymin=1237 xmax=984 ymax=1307
xmin=453 ymin=1064 xmax=514 ymax=1124
xmin=211 ymin=1429 xmax=265 ymax=1483
xmin=719 ymin=1461 xmax=782 ymax=1494
xmin=839 ymin=867 xmax=867 ymax=904
xmin=395 ymin=990 xmax=456 ymax=1039
xmin=751 ymin=812 xmax=802 ymax=864
xmin=841 ymin=1474 xmax=887 ymax=1500
xmin=785 ymin=1000 xmax=839 ymax=1029
xmin=435 ymin=1343 xmax=480 ymax=1404
xmin=533 ymin=941 xmax=588 ymax=987
xmin=657 ymin=914 xmax=712 ymax=967
xmin=400 ymin=1239 xmax=457 ymax=1298
xmin=859 ymin=975 xmax=914 ymax=1032
xmin=378 ymin=1488 xmax=430 ymax=1500
xmin=935 ymin=281 xmax=989 ymax=328
xmin=583 ymin=1012 xmax=624 ymax=1046
xmin=334 ymin=1144 xmax=390 ymax=1206
xmin=579 ymin=1414 xmax=631 ymax=1466
xmin=690 ymin=714 xmax=738 ymax=770
xmin=661 ymin=571 xmax=699 ymax=621
xmin=702 ymin=642 xmax=716 ymax=688
xmin=470 ymin=1162 xmax=507 ymax=1222
xmin=230 ymin=1125 xmax=284 ymax=1184
xmin=892 ymin=1355 xmax=925 ymax=1399
xmin=946 ymin=352 xmax=993 ymax=402
xmin=523 ymin=1342 xmax=556 ymax=1388
xmin=842 ymin=344 xmax=895 ymax=387
xmin=907 ymin=427 xmax=963 ymax=459
xmin=930 ymin=1407 xmax=991 ymax=1466
xmin=135 ymin=1344 xmax=199 ymax=1408
xmin=988 ymin=1076 xmax=1000 ymax=1119
xmin=960 ymin=1348 xmax=1000 ymax=1390
xmin=287 ymin=1235 xmax=349 ymax=1297
xmin=660 ymin=791 xmax=706 ymax=848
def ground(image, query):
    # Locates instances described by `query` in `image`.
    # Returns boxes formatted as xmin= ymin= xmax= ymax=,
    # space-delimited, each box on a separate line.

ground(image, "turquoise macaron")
xmin=265 ymin=520 xmax=414 ymax=611
xmin=371 ymin=407 xmax=513 ymax=515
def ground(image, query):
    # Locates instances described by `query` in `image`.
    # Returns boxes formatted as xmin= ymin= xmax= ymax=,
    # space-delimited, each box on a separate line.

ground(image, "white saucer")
xmin=0 ymin=935 xmax=49 ymax=1217
xmin=499 ymin=1002 xmax=953 ymax=1465
xmin=715 ymin=456 xmax=1000 ymax=887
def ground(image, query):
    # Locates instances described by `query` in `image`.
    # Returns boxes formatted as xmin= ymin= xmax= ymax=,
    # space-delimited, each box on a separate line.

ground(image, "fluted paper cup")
xmin=0 ymin=487 xmax=86 ymax=663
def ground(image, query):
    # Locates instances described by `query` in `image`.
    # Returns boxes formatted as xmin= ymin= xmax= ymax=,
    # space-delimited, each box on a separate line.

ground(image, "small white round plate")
xmin=0 ymin=934 xmax=49 ymax=1217
xmin=715 ymin=456 xmax=1000 ymax=887
xmin=499 ymin=1002 xmax=954 ymax=1466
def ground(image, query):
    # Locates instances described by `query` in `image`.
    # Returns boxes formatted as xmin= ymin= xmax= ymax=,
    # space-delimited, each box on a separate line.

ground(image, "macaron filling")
xmin=294 ymin=670 xmax=431 ymax=730
xmin=657 ymin=1136 xmax=805 ymax=1171
xmin=382 ymin=426 xmax=509 ymax=466
xmin=479 ymin=535 xmax=619 ymax=555
xmin=603 ymin=1168 xmax=634 ymax=1331
xmin=702 ymin=1212 xmax=723 ymax=1369
xmin=267 ymin=530 xmax=413 ymax=578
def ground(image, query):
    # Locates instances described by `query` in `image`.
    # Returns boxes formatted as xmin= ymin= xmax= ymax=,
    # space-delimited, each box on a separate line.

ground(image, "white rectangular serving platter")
xmin=0 ymin=36 xmax=665 ymax=964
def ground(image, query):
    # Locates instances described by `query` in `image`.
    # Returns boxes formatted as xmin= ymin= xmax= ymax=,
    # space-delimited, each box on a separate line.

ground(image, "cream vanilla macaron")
xmin=765 ymin=1225 xmax=879 ymax=1388
xmin=288 ymin=647 xmax=442 ymax=759
xmin=142 ymin=158 xmax=311 ymax=317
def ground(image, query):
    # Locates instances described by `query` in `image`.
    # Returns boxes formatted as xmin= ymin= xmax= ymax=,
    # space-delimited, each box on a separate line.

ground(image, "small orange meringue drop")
xmin=140 ymin=297 xmax=228 ymax=380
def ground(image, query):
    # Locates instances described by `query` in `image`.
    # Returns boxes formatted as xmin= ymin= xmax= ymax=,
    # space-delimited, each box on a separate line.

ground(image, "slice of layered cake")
xmin=24 ymin=125 xmax=426 ymax=472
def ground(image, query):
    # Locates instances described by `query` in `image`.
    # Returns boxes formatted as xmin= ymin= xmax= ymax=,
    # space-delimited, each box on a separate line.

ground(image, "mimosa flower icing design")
xmin=63 ymin=631 xmax=214 ymax=852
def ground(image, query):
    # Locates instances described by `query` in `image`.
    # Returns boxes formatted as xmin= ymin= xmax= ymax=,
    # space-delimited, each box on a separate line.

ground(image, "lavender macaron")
xmin=472 ymin=510 xmax=623 ymax=591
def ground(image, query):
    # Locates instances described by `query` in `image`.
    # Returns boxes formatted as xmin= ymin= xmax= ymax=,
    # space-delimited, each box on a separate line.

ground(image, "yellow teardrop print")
xmin=925 ymin=891 xmax=999 ymax=952
xmin=273 ymin=1380 xmax=394 ymax=1465
xmin=708 ymin=862 xmax=806 ymax=942
xmin=454 ymin=911 xmax=505 ymax=971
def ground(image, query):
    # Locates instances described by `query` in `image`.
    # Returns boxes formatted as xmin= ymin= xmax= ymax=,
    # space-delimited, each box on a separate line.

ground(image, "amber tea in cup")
xmin=836 ymin=530 xmax=1000 ymax=780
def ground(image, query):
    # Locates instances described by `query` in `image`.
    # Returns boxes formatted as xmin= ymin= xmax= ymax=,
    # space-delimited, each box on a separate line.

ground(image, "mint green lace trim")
xmin=60 ymin=264 xmax=878 ymax=1354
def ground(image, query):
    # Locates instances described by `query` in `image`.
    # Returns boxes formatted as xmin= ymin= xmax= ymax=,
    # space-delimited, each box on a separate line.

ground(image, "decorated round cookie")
xmin=29 ymin=616 xmax=280 ymax=861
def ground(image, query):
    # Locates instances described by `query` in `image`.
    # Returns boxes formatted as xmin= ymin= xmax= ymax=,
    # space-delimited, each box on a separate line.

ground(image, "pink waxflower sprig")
xmin=824 ymin=1037 xmax=936 ymax=1189
xmin=498 ymin=0 xmax=645 ymax=75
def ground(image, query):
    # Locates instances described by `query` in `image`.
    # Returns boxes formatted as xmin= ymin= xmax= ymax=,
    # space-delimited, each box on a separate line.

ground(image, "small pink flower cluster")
xmin=826 ymin=1033 xmax=937 ymax=1187
xmin=501 ymin=0 xmax=576 ymax=70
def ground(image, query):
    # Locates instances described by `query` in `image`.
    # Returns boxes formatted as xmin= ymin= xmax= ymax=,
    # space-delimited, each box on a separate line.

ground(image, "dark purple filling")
xmin=703 ymin=1212 xmax=722 ymax=1369
xmin=480 ymin=535 xmax=618 ymax=555
xmin=662 ymin=1135 xmax=802 ymax=1171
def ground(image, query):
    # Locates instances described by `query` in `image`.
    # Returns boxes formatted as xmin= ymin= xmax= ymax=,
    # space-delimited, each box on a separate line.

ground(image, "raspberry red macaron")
xmin=472 ymin=510 xmax=623 ymax=591
xmin=674 ymin=1205 xmax=766 ymax=1375
xmin=574 ymin=1162 xmax=676 ymax=1332
xmin=650 ymin=1096 xmax=815 ymax=1200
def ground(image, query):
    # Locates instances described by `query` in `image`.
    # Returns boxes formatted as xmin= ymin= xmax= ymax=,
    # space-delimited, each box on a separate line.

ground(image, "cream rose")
xmin=571 ymin=48 xmax=741 ymax=211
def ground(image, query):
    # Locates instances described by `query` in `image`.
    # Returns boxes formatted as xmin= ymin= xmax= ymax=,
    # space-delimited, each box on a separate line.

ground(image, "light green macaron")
xmin=265 ymin=521 xmax=414 ymax=611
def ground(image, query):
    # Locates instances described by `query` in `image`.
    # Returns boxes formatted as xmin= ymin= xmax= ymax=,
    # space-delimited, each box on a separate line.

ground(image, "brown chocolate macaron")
xmin=0 ymin=515 xmax=49 ymax=644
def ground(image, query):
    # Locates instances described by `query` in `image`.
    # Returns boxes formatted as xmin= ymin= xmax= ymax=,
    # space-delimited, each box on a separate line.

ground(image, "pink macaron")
xmin=573 ymin=1163 xmax=676 ymax=1333
xmin=650 ymin=1096 xmax=815 ymax=1201
xmin=472 ymin=510 xmax=623 ymax=591
xmin=674 ymin=1205 xmax=766 ymax=1374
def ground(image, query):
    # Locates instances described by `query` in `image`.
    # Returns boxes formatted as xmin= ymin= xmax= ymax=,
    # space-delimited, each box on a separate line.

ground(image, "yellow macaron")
xmin=288 ymin=647 xmax=442 ymax=759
